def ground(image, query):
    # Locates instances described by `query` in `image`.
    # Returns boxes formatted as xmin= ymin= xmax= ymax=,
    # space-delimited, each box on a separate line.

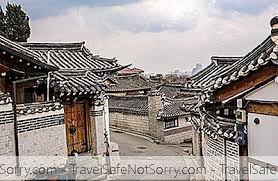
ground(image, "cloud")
xmin=32 ymin=0 xmax=200 ymax=34
xmin=213 ymin=0 xmax=278 ymax=15
xmin=103 ymin=0 xmax=200 ymax=32
xmin=27 ymin=0 xmax=278 ymax=73
xmin=0 ymin=0 xmax=139 ymax=19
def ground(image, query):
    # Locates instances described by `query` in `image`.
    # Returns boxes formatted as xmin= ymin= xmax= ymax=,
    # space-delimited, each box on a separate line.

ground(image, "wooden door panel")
xmin=64 ymin=103 xmax=88 ymax=155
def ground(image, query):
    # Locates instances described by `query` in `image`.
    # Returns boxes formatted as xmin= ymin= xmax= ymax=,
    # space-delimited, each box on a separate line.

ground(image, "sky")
xmin=0 ymin=0 xmax=278 ymax=73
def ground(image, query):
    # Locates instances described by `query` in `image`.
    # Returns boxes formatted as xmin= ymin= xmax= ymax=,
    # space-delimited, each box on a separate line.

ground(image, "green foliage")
xmin=0 ymin=3 xmax=31 ymax=42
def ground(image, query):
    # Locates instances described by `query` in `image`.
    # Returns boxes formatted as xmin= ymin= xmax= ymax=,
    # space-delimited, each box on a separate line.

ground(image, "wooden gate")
xmin=64 ymin=103 xmax=88 ymax=154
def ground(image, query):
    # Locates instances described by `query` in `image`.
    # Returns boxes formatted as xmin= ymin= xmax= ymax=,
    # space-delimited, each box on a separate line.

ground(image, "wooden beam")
xmin=215 ymin=65 xmax=278 ymax=102
xmin=0 ymin=54 xmax=47 ymax=76
xmin=246 ymin=101 xmax=278 ymax=116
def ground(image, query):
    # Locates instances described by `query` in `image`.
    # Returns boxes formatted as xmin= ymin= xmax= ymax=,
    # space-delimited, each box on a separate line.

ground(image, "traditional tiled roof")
xmin=191 ymin=112 xmax=237 ymax=140
xmin=180 ymin=97 xmax=199 ymax=113
xmin=0 ymin=93 xmax=12 ymax=105
xmin=17 ymin=102 xmax=63 ymax=115
xmin=159 ymin=84 xmax=183 ymax=98
xmin=206 ymin=36 xmax=277 ymax=97
xmin=187 ymin=56 xmax=242 ymax=89
xmin=21 ymin=42 xmax=124 ymax=72
xmin=178 ymin=87 xmax=202 ymax=98
xmin=0 ymin=35 xmax=57 ymax=71
xmin=109 ymin=95 xmax=148 ymax=116
xmin=50 ymin=70 xmax=105 ymax=97
xmin=19 ymin=42 xmax=127 ymax=97
xmin=117 ymin=67 xmax=144 ymax=75
xmin=106 ymin=74 xmax=153 ymax=92
xmin=158 ymin=98 xmax=191 ymax=120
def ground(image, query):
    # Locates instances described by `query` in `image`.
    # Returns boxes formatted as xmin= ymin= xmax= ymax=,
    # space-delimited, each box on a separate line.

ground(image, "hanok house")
xmin=109 ymin=90 xmax=194 ymax=144
xmin=191 ymin=17 xmax=278 ymax=180
xmin=0 ymin=35 xmax=126 ymax=158
xmin=106 ymin=73 xmax=154 ymax=96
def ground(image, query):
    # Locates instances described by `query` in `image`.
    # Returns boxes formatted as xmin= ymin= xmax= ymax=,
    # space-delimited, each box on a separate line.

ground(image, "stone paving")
xmin=105 ymin=130 xmax=198 ymax=180
xmin=110 ymin=130 xmax=192 ymax=156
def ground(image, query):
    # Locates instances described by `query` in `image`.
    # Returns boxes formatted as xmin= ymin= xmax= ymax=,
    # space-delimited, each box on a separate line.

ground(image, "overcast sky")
xmin=1 ymin=0 xmax=277 ymax=73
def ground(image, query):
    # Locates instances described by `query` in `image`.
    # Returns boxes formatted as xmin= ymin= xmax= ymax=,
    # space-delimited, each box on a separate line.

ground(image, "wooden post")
xmin=12 ymin=81 xmax=20 ymax=175
xmin=47 ymin=72 xmax=50 ymax=101
xmin=239 ymin=144 xmax=249 ymax=181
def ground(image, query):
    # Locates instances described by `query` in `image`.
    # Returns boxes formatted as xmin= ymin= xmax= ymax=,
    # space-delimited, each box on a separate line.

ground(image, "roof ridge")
xmin=109 ymin=95 xmax=148 ymax=99
xmin=20 ymin=42 xmax=85 ymax=50
xmin=211 ymin=56 xmax=243 ymax=65
xmin=115 ymin=73 xmax=140 ymax=78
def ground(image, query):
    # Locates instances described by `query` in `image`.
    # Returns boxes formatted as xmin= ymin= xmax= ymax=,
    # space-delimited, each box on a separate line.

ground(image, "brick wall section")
xmin=203 ymin=134 xmax=225 ymax=180
xmin=226 ymin=140 xmax=240 ymax=181
xmin=164 ymin=125 xmax=192 ymax=144
xmin=17 ymin=109 xmax=67 ymax=156
xmin=0 ymin=103 xmax=15 ymax=156
xmin=17 ymin=114 xmax=64 ymax=133
xmin=110 ymin=112 xmax=149 ymax=135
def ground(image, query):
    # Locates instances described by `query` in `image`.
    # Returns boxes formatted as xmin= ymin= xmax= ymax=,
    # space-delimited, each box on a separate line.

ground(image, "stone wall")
xmin=91 ymin=102 xmax=108 ymax=155
xmin=110 ymin=112 xmax=149 ymax=135
xmin=0 ymin=103 xmax=15 ymax=156
xmin=192 ymin=128 xmax=202 ymax=157
xmin=148 ymin=91 xmax=164 ymax=141
xmin=17 ymin=108 xmax=67 ymax=156
xmin=164 ymin=124 xmax=192 ymax=144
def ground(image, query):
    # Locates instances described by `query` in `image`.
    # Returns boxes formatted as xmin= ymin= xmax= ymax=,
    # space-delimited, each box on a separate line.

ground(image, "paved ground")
xmin=107 ymin=130 xmax=194 ymax=180
xmin=110 ymin=130 xmax=192 ymax=156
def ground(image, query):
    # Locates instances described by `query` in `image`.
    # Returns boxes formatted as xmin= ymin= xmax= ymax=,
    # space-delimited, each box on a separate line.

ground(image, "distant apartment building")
xmin=191 ymin=63 xmax=203 ymax=76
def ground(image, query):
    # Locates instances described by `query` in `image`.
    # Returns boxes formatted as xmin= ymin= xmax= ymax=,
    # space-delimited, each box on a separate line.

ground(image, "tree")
xmin=0 ymin=6 xmax=5 ymax=36
xmin=4 ymin=3 xmax=30 ymax=42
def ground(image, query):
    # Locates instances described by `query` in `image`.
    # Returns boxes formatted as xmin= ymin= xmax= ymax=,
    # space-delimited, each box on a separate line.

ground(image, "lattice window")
xmin=165 ymin=119 xmax=179 ymax=129
xmin=24 ymin=88 xmax=35 ymax=103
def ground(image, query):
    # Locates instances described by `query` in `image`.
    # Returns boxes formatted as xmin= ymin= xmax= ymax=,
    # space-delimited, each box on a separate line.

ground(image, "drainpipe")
xmin=11 ymin=75 xmax=47 ymax=174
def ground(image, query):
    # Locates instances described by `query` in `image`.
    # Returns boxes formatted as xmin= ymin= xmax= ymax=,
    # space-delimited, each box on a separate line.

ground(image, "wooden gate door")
xmin=64 ymin=103 xmax=88 ymax=154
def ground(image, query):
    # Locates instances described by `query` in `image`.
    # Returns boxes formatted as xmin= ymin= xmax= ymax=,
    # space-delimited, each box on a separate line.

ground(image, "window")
xmin=24 ymin=88 xmax=34 ymax=103
xmin=165 ymin=119 xmax=179 ymax=129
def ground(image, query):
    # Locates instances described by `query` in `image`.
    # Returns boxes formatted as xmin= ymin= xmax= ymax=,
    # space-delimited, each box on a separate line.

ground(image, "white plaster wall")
xmin=245 ymin=80 xmax=278 ymax=101
xmin=248 ymin=113 xmax=278 ymax=157
xmin=104 ymin=98 xmax=110 ymax=144
xmin=178 ymin=116 xmax=189 ymax=127
xmin=0 ymin=123 xmax=15 ymax=156
xmin=0 ymin=103 xmax=15 ymax=156
xmin=18 ymin=124 xmax=67 ymax=156
xmin=0 ymin=103 xmax=13 ymax=112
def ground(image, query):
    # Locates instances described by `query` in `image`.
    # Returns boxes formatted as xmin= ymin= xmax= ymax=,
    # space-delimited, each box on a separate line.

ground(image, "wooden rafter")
xmin=214 ymin=65 xmax=278 ymax=102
